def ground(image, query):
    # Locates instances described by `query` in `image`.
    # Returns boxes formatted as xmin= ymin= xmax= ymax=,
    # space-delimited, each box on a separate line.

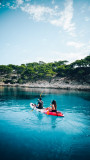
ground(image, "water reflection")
xmin=0 ymin=86 xmax=90 ymax=101
xmin=51 ymin=117 xmax=57 ymax=128
xmin=37 ymin=112 xmax=43 ymax=121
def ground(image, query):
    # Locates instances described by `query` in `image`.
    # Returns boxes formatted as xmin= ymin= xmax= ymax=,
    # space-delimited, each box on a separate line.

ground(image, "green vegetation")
xmin=0 ymin=56 xmax=90 ymax=84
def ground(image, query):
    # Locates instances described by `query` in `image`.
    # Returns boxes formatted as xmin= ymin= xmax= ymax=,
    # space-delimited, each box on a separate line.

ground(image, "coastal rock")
xmin=0 ymin=77 xmax=90 ymax=91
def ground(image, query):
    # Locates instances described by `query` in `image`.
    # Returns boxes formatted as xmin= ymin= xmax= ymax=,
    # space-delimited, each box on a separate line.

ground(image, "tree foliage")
xmin=0 ymin=55 xmax=90 ymax=83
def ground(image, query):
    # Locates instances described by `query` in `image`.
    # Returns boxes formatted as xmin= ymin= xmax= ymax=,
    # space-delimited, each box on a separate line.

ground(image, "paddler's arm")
xmin=36 ymin=102 xmax=40 ymax=108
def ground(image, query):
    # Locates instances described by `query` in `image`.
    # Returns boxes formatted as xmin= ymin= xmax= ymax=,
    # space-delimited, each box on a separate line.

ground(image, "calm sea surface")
xmin=0 ymin=86 xmax=90 ymax=160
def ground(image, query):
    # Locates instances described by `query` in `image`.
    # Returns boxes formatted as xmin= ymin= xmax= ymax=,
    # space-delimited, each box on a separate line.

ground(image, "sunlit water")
xmin=0 ymin=86 xmax=90 ymax=160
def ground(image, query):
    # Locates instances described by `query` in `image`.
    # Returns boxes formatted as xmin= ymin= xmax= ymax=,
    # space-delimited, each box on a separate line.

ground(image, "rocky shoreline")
xmin=0 ymin=77 xmax=90 ymax=91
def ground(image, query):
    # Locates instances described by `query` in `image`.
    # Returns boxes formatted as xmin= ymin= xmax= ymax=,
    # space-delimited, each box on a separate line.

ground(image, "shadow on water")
xmin=0 ymin=87 xmax=45 ymax=100
xmin=0 ymin=86 xmax=90 ymax=101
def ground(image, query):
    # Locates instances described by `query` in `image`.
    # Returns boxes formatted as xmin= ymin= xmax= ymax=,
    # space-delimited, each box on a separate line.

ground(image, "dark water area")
xmin=0 ymin=86 xmax=90 ymax=160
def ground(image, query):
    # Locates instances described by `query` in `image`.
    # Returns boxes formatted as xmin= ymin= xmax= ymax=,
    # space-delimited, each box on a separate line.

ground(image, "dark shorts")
xmin=52 ymin=110 xmax=57 ymax=112
xmin=36 ymin=107 xmax=43 ymax=109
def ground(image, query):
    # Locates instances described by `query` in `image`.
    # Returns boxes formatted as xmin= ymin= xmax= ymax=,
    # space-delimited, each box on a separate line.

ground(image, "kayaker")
xmin=45 ymin=100 xmax=57 ymax=112
xmin=50 ymin=100 xmax=57 ymax=112
xmin=36 ymin=97 xmax=43 ymax=109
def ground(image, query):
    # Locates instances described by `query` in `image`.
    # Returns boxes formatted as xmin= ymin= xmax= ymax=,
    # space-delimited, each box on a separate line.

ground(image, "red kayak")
xmin=30 ymin=103 xmax=64 ymax=117
xmin=44 ymin=109 xmax=64 ymax=117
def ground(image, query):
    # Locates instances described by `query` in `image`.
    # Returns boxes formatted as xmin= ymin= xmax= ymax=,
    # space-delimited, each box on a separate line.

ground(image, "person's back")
xmin=51 ymin=100 xmax=57 ymax=112
xmin=38 ymin=98 xmax=43 ymax=109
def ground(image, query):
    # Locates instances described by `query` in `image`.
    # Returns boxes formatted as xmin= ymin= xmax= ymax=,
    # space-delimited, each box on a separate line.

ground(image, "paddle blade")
xmin=30 ymin=109 xmax=34 ymax=112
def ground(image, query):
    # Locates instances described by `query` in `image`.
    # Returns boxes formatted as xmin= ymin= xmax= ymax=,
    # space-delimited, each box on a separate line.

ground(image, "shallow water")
xmin=0 ymin=87 xmax=90 ymax=160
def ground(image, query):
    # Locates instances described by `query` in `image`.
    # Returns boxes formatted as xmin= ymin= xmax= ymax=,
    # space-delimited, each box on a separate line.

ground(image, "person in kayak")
xmin=45 ymin=100 xmax=57 ymax=112
xmin=50 ymin=100 xmax=57 ymax=112
xmin=36 ymin=97 xmax=43 ymax=109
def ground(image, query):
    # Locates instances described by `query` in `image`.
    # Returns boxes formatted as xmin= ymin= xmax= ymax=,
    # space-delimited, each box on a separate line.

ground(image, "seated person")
xmin=36 ymin=98 xmax=43 ymax=109
xmin=50 ymin=100 xmax=57 ymax=112
xmin=46 ymin=100 xmax=57 ymax=112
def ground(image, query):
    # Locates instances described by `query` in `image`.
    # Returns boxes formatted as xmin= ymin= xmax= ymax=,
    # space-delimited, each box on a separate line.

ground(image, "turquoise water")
xmin=0 ymin=87 xmax=90 ymax=160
